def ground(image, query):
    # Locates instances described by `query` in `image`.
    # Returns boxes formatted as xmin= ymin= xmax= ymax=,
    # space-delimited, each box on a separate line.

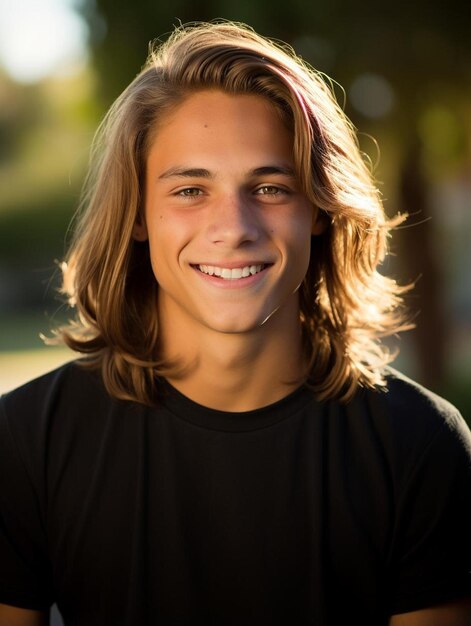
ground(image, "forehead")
xmin=146 ymin=90 xmax=295 ymax=175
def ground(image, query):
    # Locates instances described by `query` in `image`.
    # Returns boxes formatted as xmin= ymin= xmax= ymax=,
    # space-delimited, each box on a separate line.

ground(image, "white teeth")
xmin=197 ymin=264 xmax=264 ymax=280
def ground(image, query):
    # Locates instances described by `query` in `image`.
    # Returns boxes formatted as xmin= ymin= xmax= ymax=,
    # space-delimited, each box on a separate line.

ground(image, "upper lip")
xmin=191 ymin=261 xmax=273 ymax=269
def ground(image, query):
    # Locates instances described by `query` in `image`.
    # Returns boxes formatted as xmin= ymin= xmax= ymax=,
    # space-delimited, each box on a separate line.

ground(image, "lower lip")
xmin=192 ymin=265 xmax=271 ymax=289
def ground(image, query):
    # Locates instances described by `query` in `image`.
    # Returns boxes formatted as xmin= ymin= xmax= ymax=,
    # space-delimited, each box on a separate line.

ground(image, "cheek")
xmin=146 ymin=216 xmax=193 ymax=278
xmin=285 ymin=208 xmax=313 ymax=261
xmin=145 ymin=225 xmax=170 ymax=283
xmin=294 ymin=234 xmax=312 ymax=278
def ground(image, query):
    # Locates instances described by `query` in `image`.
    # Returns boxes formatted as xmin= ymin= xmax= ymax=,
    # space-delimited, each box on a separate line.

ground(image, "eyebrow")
xmin=157 ymin=164 xmax=297 ymax=180
xmin=158 ymin=167 xmax=212 ymax=180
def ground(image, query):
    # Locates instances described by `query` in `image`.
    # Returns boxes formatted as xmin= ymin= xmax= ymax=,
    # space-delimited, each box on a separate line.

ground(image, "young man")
xmin=0 ymin=22 xmax=470 ymax=626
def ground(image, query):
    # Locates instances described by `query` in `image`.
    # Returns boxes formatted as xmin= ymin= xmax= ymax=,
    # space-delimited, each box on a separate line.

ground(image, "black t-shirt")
xmin=0 ymin=361 xmax=470 ymax=625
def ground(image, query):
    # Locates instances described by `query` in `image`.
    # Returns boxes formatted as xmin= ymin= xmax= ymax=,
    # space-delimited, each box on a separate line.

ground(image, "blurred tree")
xmin=78 ymin=0 xmax=471 ymax=390
xmin=0 ymin=67 xmax=96 ymax=324
xmin=0 ymin=71 xmax=43 ymax=165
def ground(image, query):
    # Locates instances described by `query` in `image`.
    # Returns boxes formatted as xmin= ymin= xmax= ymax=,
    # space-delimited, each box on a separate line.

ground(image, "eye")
xmin=255 ymin=185 xmax=281 ymax=195
xmin=176 ymin=187 xmax=203 ymax=197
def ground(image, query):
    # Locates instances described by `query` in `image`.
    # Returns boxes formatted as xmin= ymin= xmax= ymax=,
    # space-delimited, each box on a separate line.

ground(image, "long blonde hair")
xmin=56 ymin=21 xmax=411 ymax=404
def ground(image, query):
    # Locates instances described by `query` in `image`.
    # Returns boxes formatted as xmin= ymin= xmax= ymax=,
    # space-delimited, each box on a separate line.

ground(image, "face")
xmin=136 ymin=90 xmax=321 ymax=336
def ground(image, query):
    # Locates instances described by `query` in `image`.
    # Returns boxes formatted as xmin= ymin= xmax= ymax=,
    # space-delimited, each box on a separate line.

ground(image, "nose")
xmin=206 ymin=192 xmax=260 ymax=247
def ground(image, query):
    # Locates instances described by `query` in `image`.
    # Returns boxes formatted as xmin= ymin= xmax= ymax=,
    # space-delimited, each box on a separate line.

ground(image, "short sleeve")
xmin=0 ymin=398 xmax=54 ymax=610
xmin=389 ymin=409 xmax=471 ymax=614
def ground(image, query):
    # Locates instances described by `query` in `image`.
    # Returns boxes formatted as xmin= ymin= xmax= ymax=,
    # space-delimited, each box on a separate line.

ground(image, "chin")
xmin=200 ymin=307 xmax=280 ymax=335
xmin=204 ymin=320 xmax=262 ymax=335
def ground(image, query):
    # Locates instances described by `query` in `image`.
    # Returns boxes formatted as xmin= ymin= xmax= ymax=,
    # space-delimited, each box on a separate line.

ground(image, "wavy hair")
xmin=55 ymin=21 xmax=412 ymax=404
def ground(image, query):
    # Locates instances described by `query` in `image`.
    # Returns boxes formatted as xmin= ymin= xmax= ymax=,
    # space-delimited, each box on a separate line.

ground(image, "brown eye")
xmin=178 ymin=188 xmax=203 ymax=197
xmin=255 ymin=185 xmax=281 ymax=195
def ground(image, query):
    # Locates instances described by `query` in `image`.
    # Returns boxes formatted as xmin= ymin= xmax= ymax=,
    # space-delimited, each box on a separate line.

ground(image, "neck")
xmin=159 ymin=299 xmax=306 ymax=412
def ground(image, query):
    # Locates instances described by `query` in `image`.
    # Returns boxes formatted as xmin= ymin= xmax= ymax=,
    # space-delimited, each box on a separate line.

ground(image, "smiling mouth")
xmin=194 ymin=263 xmax=270 ymax=280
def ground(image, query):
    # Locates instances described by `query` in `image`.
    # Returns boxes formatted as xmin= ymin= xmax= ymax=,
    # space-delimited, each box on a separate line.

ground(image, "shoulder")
xmin=381 ymin=367 xmax=462 ymax=422
xmin=2 ymin=358 xmax=84 ymax=399
xmin=363 ymin=367 xmax=469 ymax=437
xmin=0 ymin=360 xmax=119 ymax=489
xmin=0 ymin=359 xmax=109 ymax=434
xmin=357 ymin=367 xmax=471 ymax=477
xmin=1 ymin=358 xmax=98 ymax=404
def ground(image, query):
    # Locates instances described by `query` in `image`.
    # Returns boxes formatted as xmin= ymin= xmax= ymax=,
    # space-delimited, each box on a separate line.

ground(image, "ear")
xmin=132 ymin=214 xmax=148 ymax=241
xmin=311 ymin=207 xmax=328 ymax=236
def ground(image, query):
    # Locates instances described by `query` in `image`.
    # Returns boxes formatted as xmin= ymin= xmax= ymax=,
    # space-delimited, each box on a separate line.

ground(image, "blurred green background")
xmin=1 ymin=0 xmax=470 ymax=423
